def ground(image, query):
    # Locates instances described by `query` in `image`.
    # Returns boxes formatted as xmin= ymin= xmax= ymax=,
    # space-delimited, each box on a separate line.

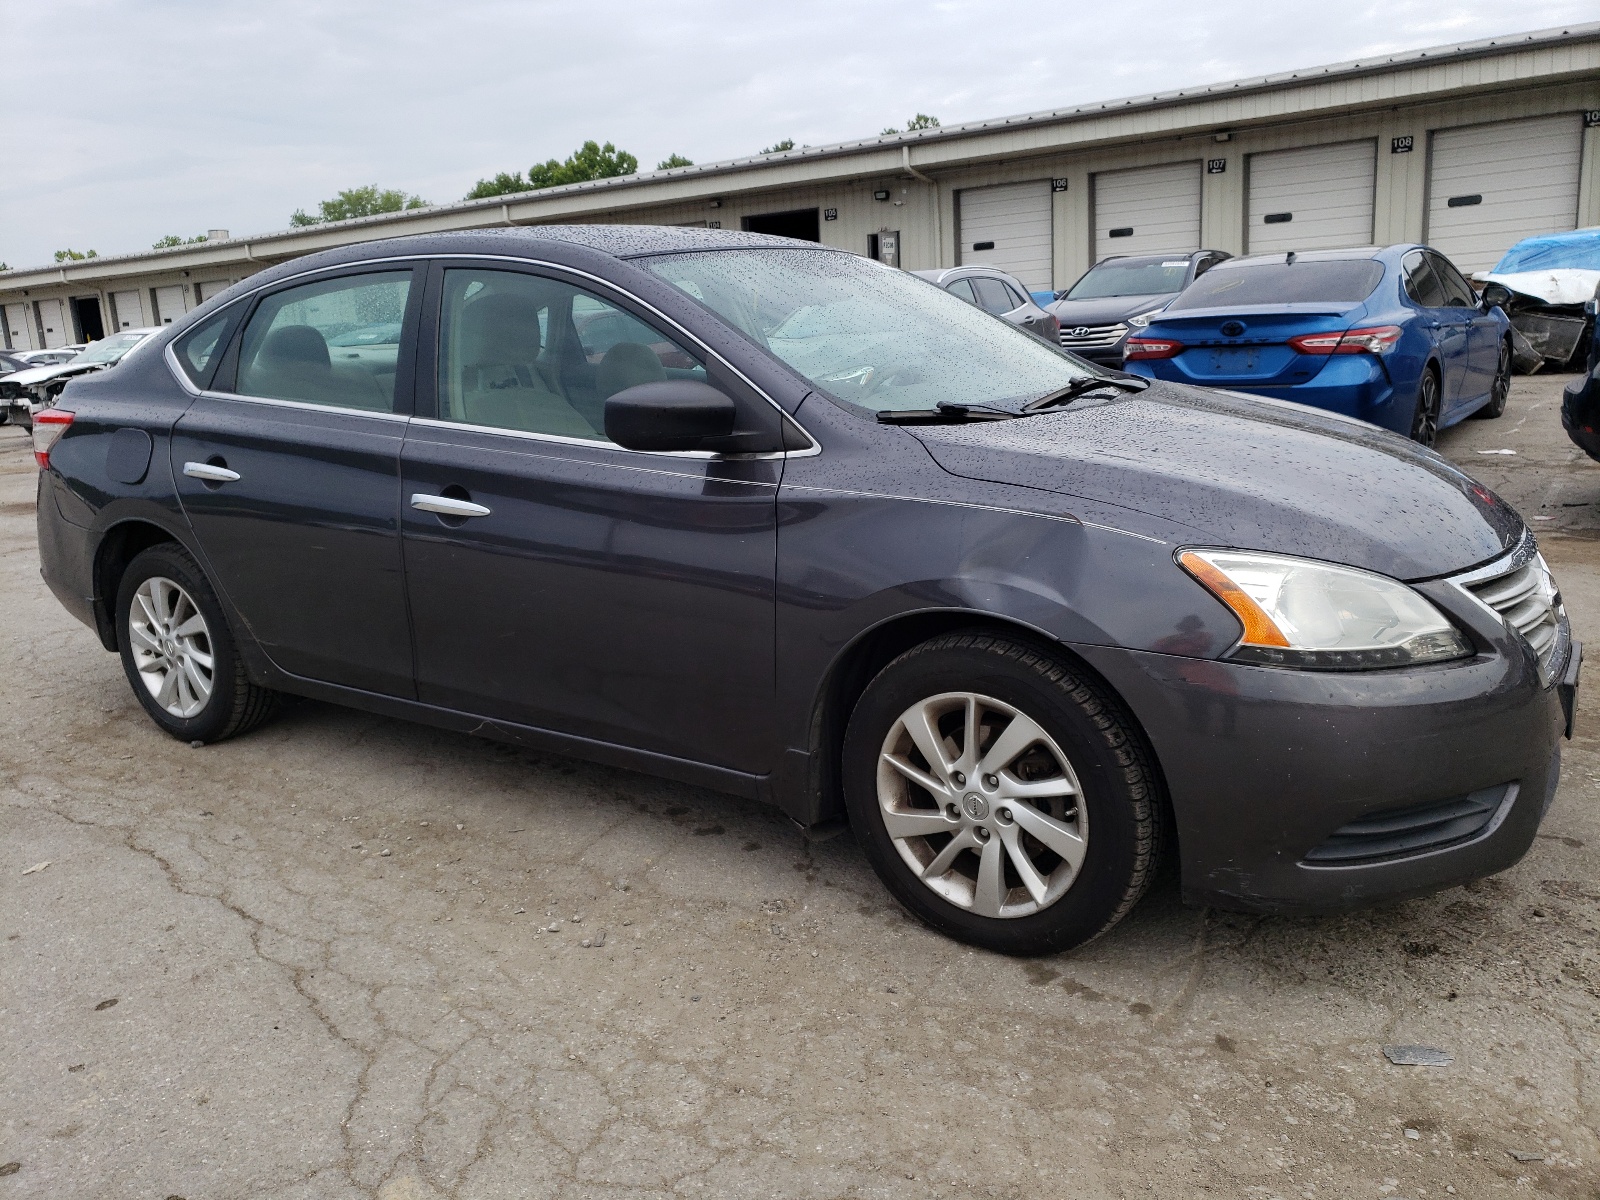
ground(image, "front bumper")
xmin=1073 ymin=621 xmax=1568 ymax=914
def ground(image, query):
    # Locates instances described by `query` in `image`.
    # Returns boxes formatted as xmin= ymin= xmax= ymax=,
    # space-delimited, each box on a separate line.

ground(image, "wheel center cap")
xmin=962 ymin=793 xmax=989 ymax=821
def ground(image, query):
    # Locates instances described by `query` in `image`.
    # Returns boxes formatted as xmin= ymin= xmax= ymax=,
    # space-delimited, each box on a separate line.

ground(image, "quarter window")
xmin=172 ymin=307 xmax=237 ymax=388
xmin=235 ymin=272 xmax=412 ymax=411
xmin=944 ymin=278 xmax=978 ymax=305
xmin=436 ymin=268 xmax=706 ymax=441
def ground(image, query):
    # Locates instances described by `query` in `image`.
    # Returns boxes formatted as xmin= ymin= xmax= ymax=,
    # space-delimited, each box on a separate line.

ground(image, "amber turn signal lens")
xmin=1178 ymin=550 xmax=1290 ymax=647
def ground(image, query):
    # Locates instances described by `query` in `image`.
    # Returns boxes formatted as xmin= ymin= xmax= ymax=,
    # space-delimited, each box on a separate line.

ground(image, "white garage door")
xmin=1248 ymin=141 xmax=1376 ymax=254
xmin=37 ymin=299 xmax=68 ymax=347
xmin=3 ymin=303 xmax=33 ymax=350
xmin=196 ymin=279 xmax=231 ymax=303
xmin=152 ymin=285 xmax=187 ymax=325
xmin=110 ymin=290 xmax=145 ymax=329
xmin=1426 ymin=114 xmax=1583 ymax=273
xmin=1093 ymin=161 xmax=1202 ymax=262
xmin=957 ymin=181 xmax=1053 ymax=291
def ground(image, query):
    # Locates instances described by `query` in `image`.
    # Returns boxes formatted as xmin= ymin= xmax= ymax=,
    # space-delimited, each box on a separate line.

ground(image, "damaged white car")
xmin=1476 ymin=228 xmax=1600 ymax=372
xmin=0 ymin=328 xmax=159 ymax=428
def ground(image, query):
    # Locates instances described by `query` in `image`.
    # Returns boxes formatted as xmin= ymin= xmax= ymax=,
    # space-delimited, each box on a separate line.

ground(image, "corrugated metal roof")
xmin=4 ymin=21 xmax=1597 ymax=287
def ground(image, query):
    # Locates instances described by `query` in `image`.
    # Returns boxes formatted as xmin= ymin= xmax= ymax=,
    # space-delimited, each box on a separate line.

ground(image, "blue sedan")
xmin=1122 ymin=244 xmax=1513 ymax=445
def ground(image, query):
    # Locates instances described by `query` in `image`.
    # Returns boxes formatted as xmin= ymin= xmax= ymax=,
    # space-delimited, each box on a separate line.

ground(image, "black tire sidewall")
xmin=116 ymin=544 xmax=240 ymax=743
xmin=843 ymin=638 xmax=1152 ymax=956
xmin=1411 ymin=370 xmax=1440 ymax=445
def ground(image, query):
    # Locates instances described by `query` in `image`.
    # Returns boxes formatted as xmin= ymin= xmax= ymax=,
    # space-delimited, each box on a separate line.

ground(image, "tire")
xmin=842 ymin=631 xmax=1163 ymax=956
xmin=115 ymin=543 xmax=279 ymax=743
xmin=1472 ymin=340 xmax=1511 ymax=419
xmin=1409 ymin=367 xmax=1441 ymax=446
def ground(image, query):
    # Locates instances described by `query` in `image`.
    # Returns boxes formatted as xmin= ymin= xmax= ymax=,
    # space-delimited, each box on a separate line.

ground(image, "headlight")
xmin=1126 ymin=308 xmax=1167 ymax=329
xmin=1179 ymin=549 xmax=1471 ymax=670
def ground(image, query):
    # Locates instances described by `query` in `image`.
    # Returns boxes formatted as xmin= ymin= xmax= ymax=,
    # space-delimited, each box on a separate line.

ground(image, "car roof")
xmin=1209 ymin=247 xmax=1388 ymax=270
xmin=1091 ymin=251 xmax=1215 ymax=267
xmin=910 ymin=265 xmax=1028 ymax=285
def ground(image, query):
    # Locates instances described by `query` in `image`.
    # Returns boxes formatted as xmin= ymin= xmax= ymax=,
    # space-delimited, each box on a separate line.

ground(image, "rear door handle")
xmin=182 ymin=462 xmax=240 ymax=482
xmin=410 ymin=493 xmax=491 ymax=518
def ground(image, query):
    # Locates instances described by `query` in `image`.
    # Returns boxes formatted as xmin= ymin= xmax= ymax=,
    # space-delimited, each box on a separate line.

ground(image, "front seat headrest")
xmin=258 ymin=325 xmax=331 ymax=369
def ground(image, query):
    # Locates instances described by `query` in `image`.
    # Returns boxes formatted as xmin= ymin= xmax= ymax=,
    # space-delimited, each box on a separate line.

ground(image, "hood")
xmin=912 ymin=382 xmax=1521 ymax=580
xmin=5 ymin=361 xmax=116 ymax=389
xmin=1480 ymin=269 xmax=1600 ymax=309
xmin=1047 ymin=292 xmax=1174 ymax=325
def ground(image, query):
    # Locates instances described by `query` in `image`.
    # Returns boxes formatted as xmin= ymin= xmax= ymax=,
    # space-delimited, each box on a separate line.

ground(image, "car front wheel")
xmin=1472 ymin=340 xmax=1511 ymax=419
xmin=842 ymin=631 xmax=1163 ymax=956
xmin=115 ymin=543 xmax=279 ymax=743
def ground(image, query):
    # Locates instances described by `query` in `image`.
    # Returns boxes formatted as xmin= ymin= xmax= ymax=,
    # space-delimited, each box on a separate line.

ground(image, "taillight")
xmin=1289 ymin=325 xmax=1403 ymax=356
xmin=32 ymin=409 xmax=74 ymax=469
xmin=1125 ymin=337 xmax=1183 ymax=360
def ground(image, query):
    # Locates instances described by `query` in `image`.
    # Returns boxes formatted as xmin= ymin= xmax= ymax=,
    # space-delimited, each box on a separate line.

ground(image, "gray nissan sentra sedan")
xmin=33 ymin=227 xmax=1579 ymax=956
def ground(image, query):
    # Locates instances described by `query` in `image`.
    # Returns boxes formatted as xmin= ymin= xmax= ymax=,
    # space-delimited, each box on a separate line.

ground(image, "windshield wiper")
xmin=877 ymin=401 xmax=1019 ymax=425
xmin=1022 ymin=374 xmax=1150 ymax=413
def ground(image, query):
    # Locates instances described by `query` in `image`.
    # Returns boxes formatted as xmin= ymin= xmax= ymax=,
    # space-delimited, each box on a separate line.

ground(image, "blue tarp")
xmin=1495 ymin=227 xmax=1600 ymax=273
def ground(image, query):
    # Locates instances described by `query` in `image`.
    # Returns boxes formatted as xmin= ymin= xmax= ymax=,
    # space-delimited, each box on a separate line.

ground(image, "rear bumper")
xmin=1073 ymin=634 xmax=1565 ymax=915
xmin=1129 ymin=357 xmax=1407 ymax=432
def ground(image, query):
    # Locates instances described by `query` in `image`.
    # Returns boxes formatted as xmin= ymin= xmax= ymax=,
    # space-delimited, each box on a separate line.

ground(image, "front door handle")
xmin=183 ymin=462 xmax=240 ymax=482
xmin=411 ymin=493 xmax=491 ymax=518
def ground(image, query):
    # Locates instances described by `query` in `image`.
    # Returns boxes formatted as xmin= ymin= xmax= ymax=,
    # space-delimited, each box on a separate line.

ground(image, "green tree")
xmin=0 ymin=263 xmax=9 ymax=272
xmin=290 ymin=185 xmax=429 ymax=227
xmin=53 ymin=248 xmax=98 ymax=262
xmin=656 ymin=153 xmax=693 ymax=169
xmin=153 ymin=234 xmax=208 ymax=248
xmin=466 ymin=171 xmax=529 ymax=200
xmin=881 ymin=113 xmax=941 ymax=135
xmin=466 ymin=141 xmax=640 ymax=200
xmin=760 ymin=138 xmax=796 ymax=154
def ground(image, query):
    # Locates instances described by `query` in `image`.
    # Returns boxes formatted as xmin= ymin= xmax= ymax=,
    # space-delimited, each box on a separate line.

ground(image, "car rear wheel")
xmin=1472 ymin=341 xmax=1511 ymax=419
xmin=1410 ymin=368 xmax=1441 ymax=446
xmin=116 ymin=543 xmax=279 ymax=743
xmin=842 ymin=631 xmax=1163 ymax=956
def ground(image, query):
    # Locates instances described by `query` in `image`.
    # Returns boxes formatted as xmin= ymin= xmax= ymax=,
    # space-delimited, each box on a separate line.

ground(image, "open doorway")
xmin=741 ymin=208 xmax=820 ymax=242
xmin=70 ymin=296 xmax=105 ymax=342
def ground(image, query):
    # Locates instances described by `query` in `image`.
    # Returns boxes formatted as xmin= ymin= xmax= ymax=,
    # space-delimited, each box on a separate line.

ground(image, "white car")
xmin=2 ymin=329 xmax=159 ymax=426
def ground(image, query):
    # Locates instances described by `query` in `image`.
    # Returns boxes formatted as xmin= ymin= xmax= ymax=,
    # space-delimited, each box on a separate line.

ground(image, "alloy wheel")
xmin=128 ymin=576 xmax=215 ymax=718
xmin=1411 ymin=371 xmax=1440 ymax=446
xmin=1491 ymin=343 xmax=1511 ymax=410
xmin=875 ymin=691 xmax=1087 ymax=919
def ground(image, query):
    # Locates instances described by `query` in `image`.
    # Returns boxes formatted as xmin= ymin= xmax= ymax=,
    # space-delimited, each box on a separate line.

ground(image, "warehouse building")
xmin=4 ymin=22 xmax=1600 ymax=350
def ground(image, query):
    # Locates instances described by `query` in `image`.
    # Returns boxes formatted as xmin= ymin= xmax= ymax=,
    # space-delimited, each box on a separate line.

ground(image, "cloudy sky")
xmin=2 ymin=1 xmax=1593 ymax=269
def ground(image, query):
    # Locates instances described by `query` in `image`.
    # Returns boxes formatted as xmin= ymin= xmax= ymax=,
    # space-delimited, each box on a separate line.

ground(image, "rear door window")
xmin=971 ymin=277 xmax=1017 ymax=315
xmin=234 ymin=271 xmax=414 ymax=412
xmin=1167 ymin=259 xmax=1386 ymax=309
xmin=1402 ymin=251 xmax=1445 ymax=308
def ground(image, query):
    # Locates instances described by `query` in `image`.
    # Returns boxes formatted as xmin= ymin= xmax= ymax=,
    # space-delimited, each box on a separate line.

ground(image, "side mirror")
xmin=604 ymin=379 xmax=737 ymax=452
xmin=1480 ymin=283 xmax=1512 ymax=313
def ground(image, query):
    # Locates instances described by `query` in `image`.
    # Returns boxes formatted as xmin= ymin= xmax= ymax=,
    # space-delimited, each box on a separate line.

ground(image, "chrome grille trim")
xmin=1057 ymin=322 xmax=1127 ymax=350
xmin=1450 ymin=534 xmax=1564 ymax=679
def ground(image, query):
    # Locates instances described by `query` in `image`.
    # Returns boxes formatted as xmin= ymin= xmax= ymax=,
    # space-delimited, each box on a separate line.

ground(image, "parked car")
xmin=910 ymin=266 xmax=1060 ymax=343
xmin=35 ymin=227 xmax=1575 ymax=956
xmin=1476 ymin=227 xmax=1600 ymax=371
xmin=12 ymin=348 xmax=81 ymax=368
xmin=1123 ymin=245 xmax=1512 ymax=446
xmin=2 ymin=328 xmax=160 ymax=427
xmin=0 ymin=351 xmax=30 ymax=378
xmin=1047 ymin=250 xmax=1230 ymax=364
xmin=1560 ymin=295 xmax=1600 ymax=461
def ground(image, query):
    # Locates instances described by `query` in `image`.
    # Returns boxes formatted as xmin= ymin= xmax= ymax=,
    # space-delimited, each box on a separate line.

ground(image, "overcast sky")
xmin=2 ymin=1 xmax=1594 ymax=270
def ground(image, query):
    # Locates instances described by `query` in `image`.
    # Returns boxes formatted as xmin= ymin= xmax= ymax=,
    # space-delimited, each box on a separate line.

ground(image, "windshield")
xmin=1064 ymin=258 xmax=1190 ymax=300
xmin=1168 ymin=259 xmax=1384 ymax=310
xmin=68 ymin=330 xmax=150 ymax=366
xmin=643 ymin=249 xmax=1093 ymax=412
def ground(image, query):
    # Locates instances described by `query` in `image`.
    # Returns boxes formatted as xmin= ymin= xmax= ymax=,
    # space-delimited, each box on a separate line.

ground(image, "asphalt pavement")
xmin=3 ymin=376 xmax=1597 ymax=1199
